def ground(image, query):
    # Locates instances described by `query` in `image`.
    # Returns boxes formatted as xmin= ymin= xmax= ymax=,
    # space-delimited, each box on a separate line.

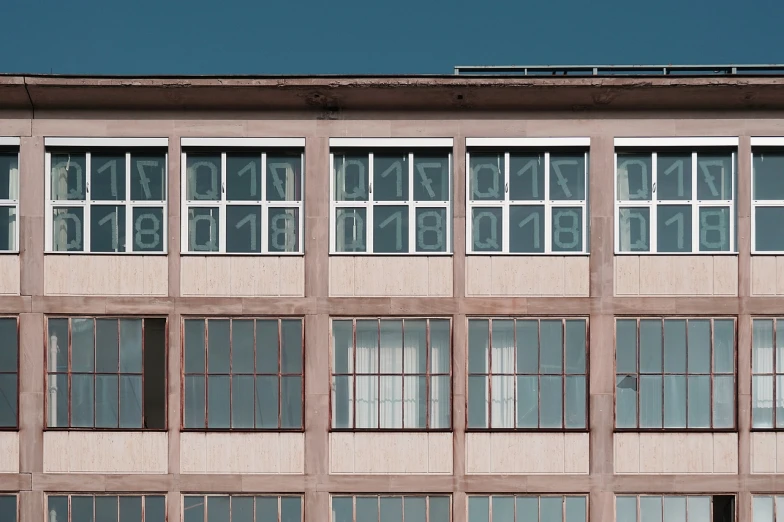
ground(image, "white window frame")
xmin=465 ymin=138 xmax=590 ymax=255
xmin=0 ymin=139 xmax=20 ymax=253
xmin=614 ymin=137 xmax=738 ymax=255
xmin=44 ymin=138 xmax=169 ymax=254
xmin=751 ymin=137 xmax=784 ymax=254
xmin=180 ymin=138 xmax=305 ymax=255
xmin=329 ymin=137 xmax=453 ymax=255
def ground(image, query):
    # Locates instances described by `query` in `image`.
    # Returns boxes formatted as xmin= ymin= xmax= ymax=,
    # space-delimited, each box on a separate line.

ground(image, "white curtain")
xmin=429 ymin=323 xmax=450 ymax=429
xmin=491 ymin=322 xmax=515 ymax=428
xmin=753 ymin=320 xmax=775 ymax=426
xmin=355 ymin=324 xmax=379 ymax=428
xmin=47 ymin=331 xmax=61 ymax=427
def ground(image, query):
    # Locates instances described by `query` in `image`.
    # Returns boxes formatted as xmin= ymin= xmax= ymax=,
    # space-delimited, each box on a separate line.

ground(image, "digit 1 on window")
xmin=516 ymin=159 xmax=539 ymax=199
xmin=97 ymin=159 xmax=119 ymax=198
xmin=663 ymin=159 xmax=686 ymax=198
xmin=380 ymin=160 xmax=404 ymax=199
xmin=97 ymin=209 xmax=120 ymax=251
xmin=235 ymin=212 xmax=258 ymax=251
xmin=518 ymin=211 xmax=540 ymax=249
xmin=237 ymin=161 xmax=258 ymax=198
xmin=378 ymin=210 xmax=404 ymax=251
xmin=664 ymin=212 xmax=685 ymax=250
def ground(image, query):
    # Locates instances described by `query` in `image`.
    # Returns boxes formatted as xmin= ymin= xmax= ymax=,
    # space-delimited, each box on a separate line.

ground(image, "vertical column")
xmin=737 ymin=136 xmax=752 ymax=522
xmin=19 ymin=136 xmax=43 ymax=297
xmin=451 ymin=136 xmax=467 ymax=522
xmin=303 ymin=136 xmax=329 ymax=522
xmin=588 ymin=135 xmax=615 ymax=521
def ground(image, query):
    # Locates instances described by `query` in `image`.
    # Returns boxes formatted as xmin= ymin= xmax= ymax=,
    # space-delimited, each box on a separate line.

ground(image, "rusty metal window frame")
xmin=0 ymin=493 xmax=17 ymax=522
xmin=615 ymin=494 xmax=736 ymax=522
xmin=752 ymin=495 xmax=784 ymax=521
xmin=467 ymin=495 xmax=588 ymax=522
xmin=751 ymin=318 xmax=784 ymax=429
xmin=466 ymin=317 xmax=589 ymax=432
xmin=181 ymin=317 xmax=305 ymax=431
xmin=329 ymin=317 xmax=453 ymax=431
xmin=46 ymin=493 xmax=166 ymax=522
xmin=0 ymin=316 xmax=19 ymax=430
xmin=614 ymin=317 xmax=737 ymax=431
xmin=44 ymin=316 xmax=168 ymax=430
xmin=331 ymin=494 xmax=451 ymax=522
xmin=182 ymin=494 xmax=303 ymax=522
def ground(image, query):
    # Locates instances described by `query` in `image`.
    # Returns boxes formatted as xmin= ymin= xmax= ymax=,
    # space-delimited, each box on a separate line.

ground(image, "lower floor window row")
xmin=47 ymin=495 xmax=165 ymax=522
xmin=616 ymin=495 xmax=735 ymax=522
xmin=469 ymin=495 xmax=587 ymax=522
xmin=332 ymin=496 xmax=450 ymax=522
xmin=184 ymin=495 xmax=302 ymax=522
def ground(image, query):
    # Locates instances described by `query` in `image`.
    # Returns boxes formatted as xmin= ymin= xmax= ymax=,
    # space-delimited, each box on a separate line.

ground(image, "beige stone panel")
xmin=43 ymin=432 xmax=167 ymax=473
xmin=229 ymin=257 xmax=258 ymax=296
xmin=713 ymin=433 xmax=738 ymax=473
xmin=777 ymin=257 xmax=784 ymax=295
xmin=467 ymin=433 xmax=583 ymax=474
xmin=776 ymin=433 xmax=784 ymax=473
xmin=329 ymin=257 xmax=355 ymax=296
xmin=464 ymin=433 xmax=491 ymax=473
xmin=0 ymin=432 xmax=19 ymax=473
xmin=179 ymin=433 xmax=207 ymax=474
xmin=614 ymin=256 xmax=640 ymax=295
xmin=180 ymin=257 xmax=206 ymax=295
xmin=278 ymin=432 xmax=305 ymax=473
xmin=427 ymin=433 xmax=454 ymax=473
xmin=0 ymin=256 xmax=20 ymax=295
xmin=182 ymin=433 xmax=304 ymax=474
xmin=713 ymin=256 xmax=739 ymax=295
xmin=465 ymin=256 xmax=492 ymax=296
xmin=493 ymin=257 xmax=564 ymax=296
xmin=329 ymin=433 xmax=355 ymax=473
xmin=750 ymin=257 xmax=772 ymax=295
xmin=638 ymin=256 xmax=713 ymax=295
xmin=44 ymin=255 xmax=167 ymax=296
xmin=143 ymin=256 xmax=169 ymax=295
xmin=613 ymin=433 xmax=640 ymax=473
xmin=638 ymin=433 xmax=665 ymax=473
xmin=428 ymin=257 xmax=453 ymax=297
xmin=330 ymin=433 xmax=450 ymax=474
xmin=279 ymin=257 xmax=305 ymax=296
xmin=489 ymin=433 xmax=517 ymax=473
xmin=563 ymin=433 xmax=590 ymax=473
xmin=204 ymin=256 xmax=229 ymax=295
xmin=751 ymin=432 xmax=777 ymax=473
xmin=564 ymin=256 xmax=590 ymax=296
xmin=350 ymin=257 xmax=439 ymax=297
xmin=181 ymin=257 xmax=303 ymax=296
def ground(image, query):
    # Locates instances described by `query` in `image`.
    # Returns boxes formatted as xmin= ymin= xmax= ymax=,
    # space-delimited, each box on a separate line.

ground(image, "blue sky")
xmin=2 ymin=0 xmax=784 ymax=75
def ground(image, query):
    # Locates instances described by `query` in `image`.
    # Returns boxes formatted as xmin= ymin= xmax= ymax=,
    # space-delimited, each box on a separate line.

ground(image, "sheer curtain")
xmin=491 ymin=321 xmax=515 ymax=428
xmin=753 ymin=320 xmax=775 ymax=427
xmin=402 ymin=321 xmax=423 ymax=429
xmin=379 ymin=320 xmax=403 ymax=429
xmin=429 ymin=321 xmax=450 ymax=429
xmin=355 ymin=321 xmax=379 ymax=428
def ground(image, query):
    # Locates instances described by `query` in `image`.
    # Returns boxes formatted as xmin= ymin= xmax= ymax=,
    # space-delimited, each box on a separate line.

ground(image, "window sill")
xmin=329 ymin=252 xmax=453 ymax=257
xmin=44 ymin=428 xmax=168 ymax=432
xmin=614 ymin=251 xmax=739 ymax=256
xmin=466 ymin=252 xmax=589 ymax=256
xmin=465 ymin=428 xmax=588 ymax=433
xmin=44 ymin=251 xmax=168 ymax=256
xmin=614 ymin=428 xmax=737 ymax=433
xmin=181 ymin=252 xmax=304 ymax=257
xmin=180 ymin=428 xmax=304 ymax=433
xmin=330 ymin=428 xmax=452 ymax=433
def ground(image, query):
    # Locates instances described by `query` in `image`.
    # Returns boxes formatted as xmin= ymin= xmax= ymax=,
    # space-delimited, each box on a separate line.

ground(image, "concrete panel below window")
xmin=0 ymin=432 xmax=18 ymax=473
xmin=44 ymin=255 xmax=167 ymax=296
xmin=180 ymin=432 xmax=304 ymax=474
xmin=751 ymin=257 xmax=784 ymax=295
xmin=180 ymin=256 xmax=304 ymax=297
xmin=465 ymin=256 xmax=589 ymax=297
xmin=0 ymin=256 xmax=19 ymax=295
xmin=614 ymin=255 xmax=738 ymax=296
xmin=750 ymin=432 xmax=784 ymax=473
xmin=329 ymin=432 xmax=452 ymax=474
xmin=43 ymin=432 xmax=167 ymax=473
xmin=465 ymin=432 xmax=589 ymax=474
xmin=614 ymin=432 xmax=737 ymax=474
xmin=329 ymin=257 xmax=453 ymax=297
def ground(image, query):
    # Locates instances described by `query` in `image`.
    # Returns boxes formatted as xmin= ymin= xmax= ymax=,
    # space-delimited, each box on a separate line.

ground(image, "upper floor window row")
xmin=0 ymin=142 xmax=18 ymax=253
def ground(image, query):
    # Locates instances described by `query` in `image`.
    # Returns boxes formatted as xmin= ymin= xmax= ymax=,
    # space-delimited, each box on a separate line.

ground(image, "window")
xmin=615 ymin=318 xmax=735 ymax=429
xmin=181 ymin=140 xmax=303 ymax=253
xmin=467 ymin=318 xmax=587 ymax=430
xmin=46 ymin=317 xmax=167 ymax=429
xmin=0 ymin=318 xmax=17 ymax=428
xmin=615 ymin=138 xmax=737 ymax=253
xmin=752 ymin=141 xmax=784 ymax=252
xmin=45 ymin=139 xmax=168 ymax=253
xmin=184 ymin=495 xmax=302 ymax=522
xmin=616 ymin=495 xmax=735 ymax=522
xmin=468 ymin=495 xmax=586 ymax=522
xmin=753 ymin=496 xmax=784 ymax=522
xmin=751 ymin=318 xmax=784 ymax=428
xmin=466 ymin=139 xmax=589 ymax=254
xmin=330 ymin=138 xmax=452 ymax=254
xmin=47 ymin=494 xmax=165 ymax=522
xmin=332 ymin=495 xmax=450 ymax=522
xmin=0 ymin=495 xmax=16 ymax=522
xmin=183 ymin=318 xmax=303 ymax=429
xmin=331 ymin=318 xmax=451 ymax=429
xmin=0 ymin=144 xmax=19 ymax=252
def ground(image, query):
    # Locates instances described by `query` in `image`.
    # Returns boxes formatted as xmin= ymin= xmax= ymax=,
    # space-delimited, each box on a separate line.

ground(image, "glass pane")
xmin=232 ymin=320 xmax=254 ymax=374
xmin=516 ymin=320 xmax=539 ymax=374
xmin=640 ymin=496 xmax=662 ymax=522
xmin=47 ymin=374 xmax=68 ymax=427
xmin=663 ymin=497 xmax=686 ymax=522
xmin=373 ymin=196 xmax=410 ymax=241
xmin=356 ymin=320 xmax=378 ymax=374
xmin=616 ymin=375 xmax=637 ymax=428
xmin=356 ymin=376 xmax=379 ymax=428
xmin=48 ymin=496 xmax=68 ymax=522
xmin=374 ymin=154 xmax=408 ymax=202
xmin=540 ymin=376 xmax=563 ymax=428
xmin=207 ymin=319 xmax=230 ymax=374
xmin=639 ymin=319 xmax=662 ymax=373
xmin=468 ymin=376 xmax=488 ymax=428
xmin=470 ymin=154 xmax=504 ymax=201
xmin=491 ymin=320 xmax=514 ymax=374
xmin=51 ymin=152 xmax=86 ymax=200
xmin=657 ymin=152 xmax=692 ymax=200
xmin=697 ymin=152 xmax=733 ymax=200
xmin=332 ymin=497 xmax=353 ymax=522
xmin=232 ymin=375 xmax=255 ymax=428
xmin=777 ymin=376 xmax=784 ymax=429
xmin=429 ymin=320 xmax=450 ymax=374
xmin=71 ymin=318 xmax=95 ymax=372
xmin=281 ymin=320 xmax=303 ymax=374
xmin=52 ymin=207 xmax=84 ymax=251
xmin=517 ymin=375 xmax=538 ymax=428
xmin=380 ymin=497 xmax=403 ymax=522
xmin=687 ymin=497 xmax=711 ymax=522
xmin=281 ymin=376 xmax=302 ymax=428
xmin=657 ymin=205 xmax=692 ymax=252
xmin=402 ymin=375 xmax=425 ymax=428
xmin=755 ymin=207 xmax=784 ymax=252
xmin=0 ymin=319 xmax=15 ymax=373
xmin=48 ymin=319 xmax=69 ymax=372
xmin=754 ymin=150 xmax=784 ymax=199
xmin=131 ymin=154 xmax=166 ymax=201
xmin=509 ymin=205 xmax=545 ymax=253
xmin=551 ymin=207 xmax=583 ymax=252
xmin=187 ymin=207 xmax=219 ymax=252
xmin=550 ymin=152 xmax=586 ymax=200
xmin=71 ymin=373 xmax=94 ymax=427
xmin=618 ymin=153 xmax=652 ymax=200
xmin=430 ymin=375 xmax=451 ymax=429
xmin=334 ymin=154 xmax=369 ymax=201
xmin=698 ymin=207 xmax=730 ymax=252
xmin=664 ymin=320 xmax=687 ymax=372
xmin=119 ymin=375 xmax=142 ymax=428
xmin=415 ymin=207 xmax=447 ymax=253
xmin=186 ymin=155 xmax=221 ymax=200
xmin=95 ymin=375 xmax=118 ymax=428
xmin=753 ymin=375 xmax=774 ymax=428
xmin=226 ymin=153 xmax=261 ymax=201
xmin=687 ymin=320 xmax=711 ymax=373
xmin=380 ymin=320 xmax=403 ymax=374
xmin=468 ymin=320 xmax=489 ymax=373
xmin=72 ymin=496 xmax=94 ymax=522
xmin=226 ymin=206 xmax=261 ymax=253
xmin=280 ymin=497 xmax=301 ymax=522
xmin=256 ymin=497 xmax=278 ymax=522
xmin=331 ymin=376 xmax=352 ymax=429
xmin=755 ymin=319 xmax=776 ymax=373
xmin=540 ymin=320 xmax=563 ymax=374
xmin=356 ymin=497 xmax=378 ymax=521
xmin=206 ymin=496 xmax=229 ymax=522
xmin=616 ymin=320 xmax=638 ymax=374
xmin=0 ymin=207 xmax=17 ymax=251
xmin=256 ymin=376 xmax=279 ymax=428
xmin=565 ymin=320 xmax=586 ymax=373
xmin=183 ymin=496 xmax=204 ymax=522
xmin=565 ymin=375 xmax=586 ymax=429
xmin=332 ymin=320 xmax=353 ymax=374
xmin=207 ymin=375 xmax=230 ymax=428
xmin=565 ymin=497 xmax=587 ymax=522
xmin=414 ymin=154 xmax=449 ymax=201
xmin=491 ymin=375 xmax=514 ymax=428
xmin=714 ymin=375 xmax=735 ymax=428
xmin=688 ymin=375 xmax=711 ymax=428
xmin=428 ymin=497 xmax=450 ymax=522
xmin=664 ymin=375 xmax=687 ymax=428
xmin=541 ymin=497 xmax=563 ymax=522
xmin=256 ymin=320 xmax=279 ymax=374
xmin=714 ymin=319 xmax=735 ymax=373
xmin=96 ymin=496 xmax=118 ymax=522
xmin=404 ymin=497 xmax=426 ymax=522
xmin=753 ymin=496 xmax=773 ymax=522
xmin=145 ymin=497 xmax=165 ymax=522
xmin=119 ymin=496 xmax=142 ymax=522
xmin=639 ymin=376 xmax=662 ymax=428
xmin=0 ymin=374 xmax=16 ymax=427
xmin=471 ymin=207 xmax=502 ymax=252
xmin=91 ymin=205 xmax=126 ymax=252
xmin=119 ymin=319 xmax=142 ymax=373
xmin=95 ymin=319 xmax=119 ymax=373
xmin=231 ymin=497 xmax=254 ymax=522
xmin=511 ymin=152 xmax=545 ymax=200
xmin=616 ymin=496 xmax=638 ymax=522
xmin=492 ymin=496 xmax=514 ymax=522
xmin=0 ymin=153 xmax=18 ymax=200
xmin=184 ymin=320 xmax=206 ymax=374
xmin=268 ymin=208 xmax=300 ymax=253
xmin=267 ymin=154 xmax=302 ymax=202
xmin=516 ymin=497 xmax=538 ymax=522
xmin=335 ymin=208 xmax=366 ymax=252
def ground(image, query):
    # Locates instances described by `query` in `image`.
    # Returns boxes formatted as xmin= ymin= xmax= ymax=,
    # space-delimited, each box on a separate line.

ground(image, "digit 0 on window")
xmin=45 ymin=138 xmax=168 ymax=253
xmin=615 ymin=137 xmax=737 ymax=254
xmin=466 ymin=138 xmax=589 ymax=254
xmin=751 ymin=138 xmax=784 ymax=253
xmin=0 ymin=138 xmax=19 ymax=252
xmin=181 ymin=138 xmax=304 ymax=254
xmin=330 ymin=138 xmax=453 ymax=254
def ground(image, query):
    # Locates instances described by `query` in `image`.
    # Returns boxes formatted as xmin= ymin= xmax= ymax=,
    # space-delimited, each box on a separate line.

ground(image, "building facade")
xmin=0 ymin=71 xmax=783 ymax=522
